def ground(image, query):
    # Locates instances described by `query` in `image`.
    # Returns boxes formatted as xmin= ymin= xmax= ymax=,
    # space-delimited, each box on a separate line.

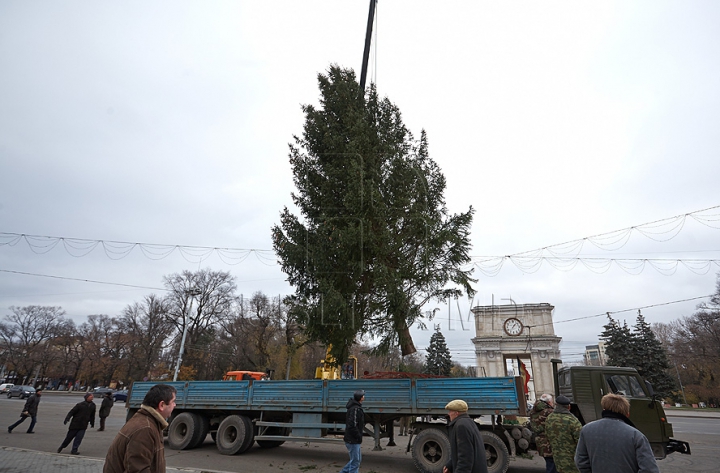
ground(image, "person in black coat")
xmin=98 ymin=392 xmax=114 ymax=431
xmin=340 ymin=389 xmax=365 ymax=473
xmin=58 ymin=392 xmax=96 ymax=455
xmin=8 ymin=389 xmax=42 ymax=433
xmin=443 ymin=399 xmax=488 ymax=473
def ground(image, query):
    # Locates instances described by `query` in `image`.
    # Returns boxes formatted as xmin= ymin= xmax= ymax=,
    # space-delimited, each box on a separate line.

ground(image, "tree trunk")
xmin=397 ymin=324 xmax=417 ymax=356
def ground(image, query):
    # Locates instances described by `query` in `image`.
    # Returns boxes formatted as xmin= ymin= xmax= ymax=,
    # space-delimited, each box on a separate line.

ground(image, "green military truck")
xmin=553 ymin=361 xmax=691 ymax=460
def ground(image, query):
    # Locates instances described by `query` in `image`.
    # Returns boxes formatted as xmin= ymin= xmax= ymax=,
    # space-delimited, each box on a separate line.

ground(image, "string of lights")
xmin=0 ymin=232 xmax=275 ymax=265
xmin=2 ymin=205 xmax=718 ymax=271
xmin=471 ymin=256 xmax=720 ymax=276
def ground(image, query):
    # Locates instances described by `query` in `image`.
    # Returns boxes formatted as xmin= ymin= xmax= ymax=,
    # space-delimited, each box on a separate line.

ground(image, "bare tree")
xmin=163 ymin=269 xmax=237 ymax=378
xmin=0 ymin=306 xmax=66 ymax=384
xmin=119 ymin=294 xmax=174 ymax=382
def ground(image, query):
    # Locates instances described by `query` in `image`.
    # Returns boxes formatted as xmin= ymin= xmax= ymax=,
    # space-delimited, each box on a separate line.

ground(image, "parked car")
xmin=113 ymin=389 xmax=128 ymax=402
xmin=92 ymin=387 xmax=115 ymax=397
xmin=7 ymin=385 xmax=35 ymax=399
xmin=0 ymin=383 xmax=14 ymax=394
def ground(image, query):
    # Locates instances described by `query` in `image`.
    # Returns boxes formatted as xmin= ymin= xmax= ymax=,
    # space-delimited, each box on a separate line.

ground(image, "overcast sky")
xmin=1 ymin=1 xmax=719 ymax=366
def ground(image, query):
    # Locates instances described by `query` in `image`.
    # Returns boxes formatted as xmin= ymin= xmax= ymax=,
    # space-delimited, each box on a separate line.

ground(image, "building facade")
xmin=471 ymin=303 xmax=561 ymax=400
xmin=584 ymin=341 xmax=607 ymax=366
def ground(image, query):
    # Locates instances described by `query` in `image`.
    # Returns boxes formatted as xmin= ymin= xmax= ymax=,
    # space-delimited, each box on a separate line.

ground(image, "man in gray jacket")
xmin=575 ymin=393 xmax=659 ymax=473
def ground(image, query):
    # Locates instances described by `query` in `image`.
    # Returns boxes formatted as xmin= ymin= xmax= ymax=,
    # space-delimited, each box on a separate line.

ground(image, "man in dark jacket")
xmin=103 ymin=384 xmax=177 ymax=473
xmin=575 ymin=393 xmax=659 ymax=473
xmin=8 ymin=388 xmax=42 ymax=433
xmin=443 ymin=399 xmax=488 ymax=473
xmin=98 ymin=392 xmax=114 ymax=431
xmin=340 ymin=389 xmax=365 ymax=473
xmin=58 ymin=392 xmax=96 ymax=455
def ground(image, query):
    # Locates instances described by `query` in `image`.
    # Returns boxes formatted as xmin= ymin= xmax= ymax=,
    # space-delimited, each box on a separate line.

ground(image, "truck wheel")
xmin=412 ymin=428 xmax=450 ymax=473
xmin=189 ymin=414 xmax=210 ymax=448
xmin=216 ymin=415 xmax=254 ymax=455
xmin=168 ymin=412 xmax=206 ymax=450
xmin=482 ymin=431 xmax=510 ymax=473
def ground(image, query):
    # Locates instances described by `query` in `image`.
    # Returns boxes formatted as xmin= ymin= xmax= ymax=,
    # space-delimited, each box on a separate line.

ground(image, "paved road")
xmin=0 ymin=392 xmax=715 ymax=473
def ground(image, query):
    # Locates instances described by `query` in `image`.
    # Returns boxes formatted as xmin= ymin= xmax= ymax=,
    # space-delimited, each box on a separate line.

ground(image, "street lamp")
xmin=173 ymin=287 xmax=202 ymax=382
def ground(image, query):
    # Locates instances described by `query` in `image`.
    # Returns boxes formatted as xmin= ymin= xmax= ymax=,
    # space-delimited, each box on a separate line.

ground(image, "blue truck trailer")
xmin=128 ymin=376 xmax=525 ymax=473
xmin=127 ymin=364 xmax=689 ymax=473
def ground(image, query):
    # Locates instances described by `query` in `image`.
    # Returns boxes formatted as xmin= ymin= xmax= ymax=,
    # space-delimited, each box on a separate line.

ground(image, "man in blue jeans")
xmin=340 ymin=389 xmax=365 ymax=473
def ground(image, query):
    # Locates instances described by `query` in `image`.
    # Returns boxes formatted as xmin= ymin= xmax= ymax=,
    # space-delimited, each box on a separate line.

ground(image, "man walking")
xmin=443 ymin=399 xmax=488 ymax=473
xmin=575 ymin=393 xmax=659 ymax=473
xmin=530 ymin=393 xmax=558 ymax=473
xmin=103 ymin=384 xmax=177 ymax=473
xmin=98 ymin=392 xmax=114 ymax=431
xmin=340 ymin=389 xmax=365 ymax=473
xmin=546 ymin=395 xmax=582 ymax=473
xmin=8 ymin=388 xmax=42 ymax=434
xmin=58 ymin=392 xmax=96 ymax=455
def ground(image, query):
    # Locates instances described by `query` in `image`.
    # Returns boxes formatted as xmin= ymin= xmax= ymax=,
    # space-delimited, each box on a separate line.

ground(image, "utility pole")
xmin=173 ymin=287 xmax=202 ymax=382
xmin=674 ymin=360 xmax=687 ymax=405
xmin=359 ymin=0 xmax=377 ymax=91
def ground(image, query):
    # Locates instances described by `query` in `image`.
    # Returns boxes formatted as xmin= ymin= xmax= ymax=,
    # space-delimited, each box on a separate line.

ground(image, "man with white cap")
xmin=443 ymin=399 xmax=488 ymax=473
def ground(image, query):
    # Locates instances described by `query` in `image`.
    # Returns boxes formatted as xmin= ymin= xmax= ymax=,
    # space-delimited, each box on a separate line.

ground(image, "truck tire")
xmin=412 ymin=428 xmax=450 ymax=473
xmin=482 ymin=431 xmax=510 ymax=473
xmin=216 ymin=415 xmax=254 ymax=455
xmin=189 ymin=414 xmax=211 ymax=448
xmin=168 ymin=412 xmax=206 ymax=450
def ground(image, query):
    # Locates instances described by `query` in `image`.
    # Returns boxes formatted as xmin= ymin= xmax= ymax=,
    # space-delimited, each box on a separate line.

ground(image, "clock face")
xmin=503 ymin=317 xmax=523 ymax=336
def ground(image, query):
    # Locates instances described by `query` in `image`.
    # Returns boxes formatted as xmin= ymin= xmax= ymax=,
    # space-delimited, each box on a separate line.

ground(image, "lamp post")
xmin=173 ymin=287 xmax=202 ymax=382
xmin=673 ymin=360 xmax=688 ymax=405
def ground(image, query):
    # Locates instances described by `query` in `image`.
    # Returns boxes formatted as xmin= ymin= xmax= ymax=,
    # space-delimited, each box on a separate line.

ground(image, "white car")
xmin=0 ymin=383 xmax=14 ymax=394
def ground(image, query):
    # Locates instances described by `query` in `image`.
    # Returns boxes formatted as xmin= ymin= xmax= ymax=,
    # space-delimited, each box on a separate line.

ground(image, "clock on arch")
xmin=503 ymin=317 xmax=523 ymax=336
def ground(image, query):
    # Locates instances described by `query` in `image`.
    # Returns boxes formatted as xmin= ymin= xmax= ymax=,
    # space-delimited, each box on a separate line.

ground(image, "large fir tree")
xmin=272 ymin=66 xmax=475 ymax=363
xmin=600 ymin=313 xmax=676 ymax=398
xmin=424 ymin=327 xmax=453 ymax=376
xmin=600 ymin=316 xmax=635 ymax=366
xmin=632 ymin=312 xmax=676 ymax=397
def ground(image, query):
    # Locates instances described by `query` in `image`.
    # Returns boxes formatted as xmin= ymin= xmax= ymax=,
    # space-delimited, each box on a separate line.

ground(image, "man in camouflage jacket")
xmin=530 ymin=394 xmax=558 ymax=473
xmin=545 ymin=395 xmax=582 ymax=473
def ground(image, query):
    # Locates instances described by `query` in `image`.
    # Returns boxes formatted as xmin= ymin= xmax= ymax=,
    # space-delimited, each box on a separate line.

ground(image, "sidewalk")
xmin=0 ymin=446 xmax=229 ymax=473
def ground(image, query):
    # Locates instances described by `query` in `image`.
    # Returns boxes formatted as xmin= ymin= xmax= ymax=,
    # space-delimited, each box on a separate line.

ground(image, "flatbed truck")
xmin=127 ymin=362 xmax=689 ymax=473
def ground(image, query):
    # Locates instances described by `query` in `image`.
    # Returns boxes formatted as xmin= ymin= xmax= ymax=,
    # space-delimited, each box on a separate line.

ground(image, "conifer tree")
xmin=424 ymin=327 xmax=452 ymax=376
xmin=600 ymin=315 xmax=635 ymax=367
xmin=272 ymin=66 xmax=475 ymax=363
xmin=632 ymin=311 xmax=676 ymax=397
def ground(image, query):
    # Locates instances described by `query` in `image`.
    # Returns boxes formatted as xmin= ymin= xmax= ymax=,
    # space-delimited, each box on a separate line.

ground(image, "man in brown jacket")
xmin=103 ymin=384 xmax=177 ymax=473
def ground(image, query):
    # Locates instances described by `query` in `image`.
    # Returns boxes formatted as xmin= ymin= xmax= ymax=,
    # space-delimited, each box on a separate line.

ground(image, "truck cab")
xmin=222 ymin=370 xmax=268 ymax=381
xmin=556 ymin=365 xmax=690 ymax=459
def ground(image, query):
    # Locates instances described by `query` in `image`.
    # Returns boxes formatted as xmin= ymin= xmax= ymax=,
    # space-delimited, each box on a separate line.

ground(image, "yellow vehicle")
xmin=314 ymin=346 xmax=358 ymax=380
